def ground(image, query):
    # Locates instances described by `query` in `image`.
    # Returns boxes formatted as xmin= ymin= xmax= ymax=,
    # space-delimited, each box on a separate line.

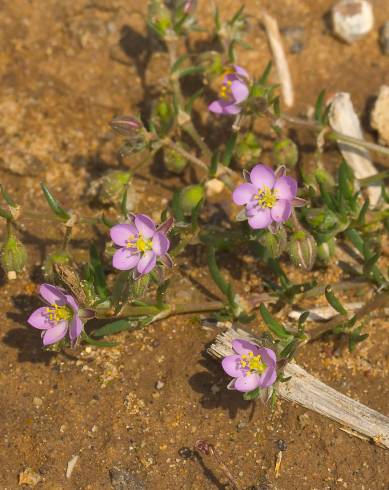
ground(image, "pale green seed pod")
xmin=1 ymin=234 xmax=27 ymax=275
xmin=317 ymin=238 xmax=336 ymax=263
xmin=179 ymin=185 xmax=204 ymax=215
xmin=163 ymin=146 xmax=188 ymax=174
xmin=259 ymin=228 xmax=287 ymax=259
xmin=132 ymin=273 xmax=150 ymax=298
xmin=235 ymin=132 xmax=262 ymax=166
xmin=97 ymin=171 xmax=133 ymax=207
xmin=272 ymin=138 xmax=298 ymax=168
xmin=288 ymin=231 xmax=317 ymax=271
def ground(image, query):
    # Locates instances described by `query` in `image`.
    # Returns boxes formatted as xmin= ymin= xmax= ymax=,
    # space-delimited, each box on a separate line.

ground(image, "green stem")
xmin=163 ymin=138 xmax=209 ymax=172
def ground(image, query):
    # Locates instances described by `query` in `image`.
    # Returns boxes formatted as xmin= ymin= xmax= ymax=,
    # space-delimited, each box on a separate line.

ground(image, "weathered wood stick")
xmin=208 ymin=327 xmax=389 ymax=449
xmin=261 ymin=12 xmax=294 ymax=108
xmin=329 ymin=92 xmax=380 ymax=207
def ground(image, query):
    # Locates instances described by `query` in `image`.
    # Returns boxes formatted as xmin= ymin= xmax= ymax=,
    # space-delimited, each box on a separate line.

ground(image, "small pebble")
xmin=281 ymin=26 xmax=304 ymax=54
xmin=155 ymin=380 xmax=164 ymax=390
xmin=109 ymin=467 xmax=145 ymax=490
xmin=371 ymin=85 xmax=389 ymax=146
xmin=332 ymin=0 xmax=373 ymax=43
xmin=33 ymin=397 xmax=43 ymax=409
xmin=276 ymin=439 xmax=288 ymax=451
xmin=380 ymin=21 xmax=389 ymax=55
xmin=178 ymin=447 xmax=193 ymax=459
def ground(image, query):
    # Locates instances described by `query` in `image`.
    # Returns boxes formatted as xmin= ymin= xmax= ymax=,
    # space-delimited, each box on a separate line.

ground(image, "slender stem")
xmin=182 ymin=120 xmax=212 ymax=158
xmin=309 ymin=290 xmax=389 ymax=340
xmin=163 ymin=138 xmax=209 ymax=172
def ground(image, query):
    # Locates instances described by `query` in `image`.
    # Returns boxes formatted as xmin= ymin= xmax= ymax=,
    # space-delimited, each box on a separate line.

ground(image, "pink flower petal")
xmin=274 ymin=176 xmax=297 ymax=200
xmin=232 ymin=183 xmax=257 ymax=205
xmin=208 ymin=100 xmax=241 ymax=115
xmin=112 ymin=248 xmax=140 ymax=271
xmin=42 ymin=322 xmax=68 ymax=345
xmin=232 ymin=339 xmax=260 ymax=356
xmin=233 ymin=65 xmax=249 ymax=79
xmin=152 ymin=232 xmax=170 ymax=256
xmin=110 ymin=224 xmax=137 ymax=246
xmin=65 ymin=295 xmax=79 ymax=314
xmin=248 ymin=208 xmax=272 ymax=229
xmin=222 ymin=355 xmax=245 ymax=377
xmin=27 ymin=307 xmax=52 ymax=330
xmin=270 ymin=199 xmax=291 ymax=223
xmin=231 ymin=80 xmax=249 ymax=104
xmin=258 ymin=366 xmax=277 ymax=388
xmin=258 ymin=347 xmax=277 ymax=368
xmin=135 ymin=214 xmax=156 ymax=239
xmin=137 ymin=250 xmax=157 ymax=275
xmin=234 ymin=373 xmax=261 ymax=392
xmin=39 ymin=284 xmax=66 ymax=306
xmin=69 ymin=316 xmax=83 ymax=343
xmin=250 ymin=164 xmax=275 ymax=189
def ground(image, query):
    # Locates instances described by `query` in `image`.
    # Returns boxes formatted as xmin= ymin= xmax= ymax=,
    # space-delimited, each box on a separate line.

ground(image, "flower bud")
xmin=235 ymin=132 xmax=262 ymax=166
xmin=152 ymin=98 xmax=174 ymax=135
xmin=303 ymin=208 xmax=338 ymax=232
xmin=43 ymin=250 xmax=71 ymax=280
xmin=148 ymin=0 xmax=172 ymax=37
xmin=132 ymin=273 xmax=150 ymax=297
xmin=317 ymin=238 xmax=336 ymax=263
xmin=163 ymin=146 xmax=188 ymax=174
xmin=288 ymin=231 xmax=317 ymax=271
xmin=272 ymin=138 xmax=298 ymax=168
xmin=110 ymin=116 xmax=143 ymax=137
xmin=259 ymin=228 xmax=287 ymax=259
xmin=97 ymin=171 xmax=133 ymax=207
xmin=179 ymin=185 xmax=204 ymax=215
xmin=1 ymin=234 xmax=27 ymax=276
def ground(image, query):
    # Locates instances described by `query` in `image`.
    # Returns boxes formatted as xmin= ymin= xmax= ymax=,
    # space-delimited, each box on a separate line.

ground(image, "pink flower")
xmin=222 ymin=339 xmax=277 ymax=393
xmin=208 ymin=65 xmax=249 ymax=116
xmin=110 ymin=214 xmax=173 ymax=278
xmin=27 ymin=284 xmax=83 ymax=346
xmin=233 ymin=164 xmax=300 ymax=230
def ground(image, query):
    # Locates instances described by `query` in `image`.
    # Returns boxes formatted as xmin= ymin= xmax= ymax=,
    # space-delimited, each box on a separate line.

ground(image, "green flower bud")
xmin=303 ymin=208 xmax=338 ymax=232
xmin=148 ymin=0 xmax=172 ymax=38
xmin=152 ymin=98 xmax=174 ymax=135
xmin=163 ymin=146 xmax=188 ymax=174
xmin=235 ymin=132 xmax=262 ymax=166
xmin=1 ymin=234 xmax=27 ymax=276
xmin=43 ymin=250 xmax=71 ymax=280
xmin=317 ymin=238 xmax=336 ymax=263
xmin=315 ymin=167 xmax=335 ymax=186
xmin=179 ymin=185 xmax=204 ymax=215
xmin=288 ymin=230 xmax=317 ymax=271
xmin=132 ymin=273 xmax=150 ymax=298
xmin=96 ymin=171 xmax=133 ymax=207
xmin=259 ymin=228 xmax=287 ymax=259
xmin=272 ymin=138 xmax=298 ymax=168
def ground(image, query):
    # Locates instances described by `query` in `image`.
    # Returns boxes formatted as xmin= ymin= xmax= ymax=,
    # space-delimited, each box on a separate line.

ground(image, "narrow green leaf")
xmin=223 ymin=133 xmax=237 ymax=167
xmin=325 ymin=286 xmax=347 ymax=315
xmin=171 ymin=190 xmax=185 ymax=221
xmin=185 ymin=88 xmax=204 ymax=114
xmin=229 ymin=5 xmax=245 ymax=25
xmin=207 ymin=247 xmax=230 ymax=297
xmin=259 ymin=61 xmax=272 ymax=85
xmin=171 ymin=54 xmax=189 ymax=73
xmin=243 ymin=387 xmax=260 ymax=401
xmin=191 ymin=198 xmax=203 ymax=231
xmin=92 ymin=319 xmax=131 ymax=337
xmin=0 ymin=207 xmax=12 ymax=221
xmin=0 ymin=185 xmax=16 ymax=207
xmin=40 ymin=182 xmax=70 ymax=221
xmin=178 ymin=66 xmax=204 ymax=78
xmin=89 ymin=244 xmax=109 ymax=299
xmin=209 ymin=150 xmax=219 ymax=178
xmin=259 ymin=304 xmax=290 ymax=339
xmin=314 ymin=90 xmax=325 ymax=123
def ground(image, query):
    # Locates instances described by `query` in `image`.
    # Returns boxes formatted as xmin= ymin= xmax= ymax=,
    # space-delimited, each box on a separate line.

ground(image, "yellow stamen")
xmin=240 ymin=350 xmax=267 ymax=376
xmin=46 ymin=304 xmax=73 ymax=323
xmin=255 ymin=185 xmax=278 ymax=209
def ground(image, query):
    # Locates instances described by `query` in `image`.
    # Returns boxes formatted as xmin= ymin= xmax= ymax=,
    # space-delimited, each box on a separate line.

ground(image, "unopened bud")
xmin=259 ymin=228 xmax=287 ymax=259
xmin=317 ymin=238 xmax=336 ymax=263
xmin=98 ymin=171 xmax=133 ymax=207
xmin=288 ymin=231 xmax=317 ymax=271
xmin=163 ymin=146 xmax=188 ymax=174
xmin=132 ymin=273 xmax=150 ymax=297
xmin=1 ymin=234 xmax=27 ymax=275
xmin=179 ymin=185 xmax=204 ymax=215
xmin=148 ymin=1 xmax=172 ymax=37
xmin=235 ymin=132 xmax=262 ymax=166
xmin=273 ymin=138 xmax=298 ymax=168
xmin=303 ymin=208 xmax=338 ymax=232
xmin=110 ymin=116 xmax=143 ymax=137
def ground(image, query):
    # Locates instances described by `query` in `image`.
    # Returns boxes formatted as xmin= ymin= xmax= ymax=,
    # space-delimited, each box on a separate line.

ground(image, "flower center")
xmin=219 ymin=80 xmax=232 ymax=99
xmin=240 ymin=351 xmax=266 ymax=376
xmin=46 ymin=304 xmax=73 ymax=323
xmin=135 ymin=235 xmax=152 ymax=253
xmin=255 ymin=185 xmax=277 ymax=209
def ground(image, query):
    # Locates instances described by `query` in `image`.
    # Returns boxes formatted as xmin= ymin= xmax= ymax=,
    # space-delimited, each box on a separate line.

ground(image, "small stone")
xmin=281 ymin=26 xmax=304 ymax=54
xmin=33 ymin=397 xmax=43 ymax=409
xmin=109 ymin=467 xmax=145 ymax=490
xmin=18 ymin=468 xmax=41 ymax=487
xmin=371 ymin=85 xmax=389 ymax=145
xmin=205 ymin=178 xmax=225 ymax=198
xmin=178 ymin=447 xmax=193 ymax=459
xmin=276 ymin=439 xmax=288 ymax=451
xmin=298 ymin=412 xmax=310 ymax=429
xmin=155 ymin=380 xmax=164 ymax=390
xmin=332 ymin=0 xmax=374 ymax=44
xmin=380 ymin=21 xmax=389 ymax=55
xmin=236 ymin=421 xmax=247 ymax=432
